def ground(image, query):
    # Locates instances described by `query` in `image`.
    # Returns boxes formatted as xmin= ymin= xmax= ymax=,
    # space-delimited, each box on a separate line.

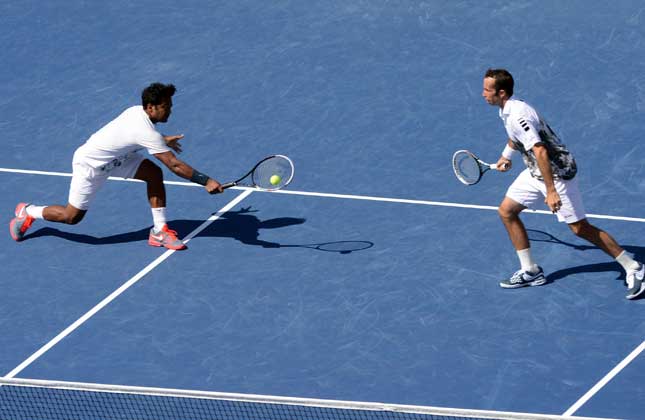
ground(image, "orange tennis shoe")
xmin=148 ymin=224 xmax=187 ymax=250
xmin=9 ymin=202 xmax=35 ymax=241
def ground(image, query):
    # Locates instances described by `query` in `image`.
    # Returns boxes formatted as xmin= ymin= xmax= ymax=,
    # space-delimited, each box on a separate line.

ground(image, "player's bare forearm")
xmin=154 ymin=151 xmax=223 ymax=193
xmin=155 ymin=151 xmax=193 ymax=179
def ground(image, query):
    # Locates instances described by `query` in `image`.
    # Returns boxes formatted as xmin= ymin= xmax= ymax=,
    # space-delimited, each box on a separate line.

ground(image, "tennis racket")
xmin=452 ymin=149 xmax=503 ymax=185
xmin=222 ymin=155 xmax=294 ymax=191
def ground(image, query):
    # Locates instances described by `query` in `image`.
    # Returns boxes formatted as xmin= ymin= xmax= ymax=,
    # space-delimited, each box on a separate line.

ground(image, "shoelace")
xmin=510 ymin=270 xmax=525 ymax=283
xmin=162 ymin=228 xmax=179 ymax=240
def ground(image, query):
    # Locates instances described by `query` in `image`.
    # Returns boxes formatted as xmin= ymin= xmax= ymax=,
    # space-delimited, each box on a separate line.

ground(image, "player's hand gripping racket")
xmin=221 ymin=154 xmax=294 ymax=191
xmin=452 ymin=149 xmax=504 ymax=185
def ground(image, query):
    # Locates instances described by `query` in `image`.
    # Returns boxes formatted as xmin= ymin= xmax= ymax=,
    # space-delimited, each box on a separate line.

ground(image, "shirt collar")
xmin=498 ymin=98 xmax=515 ymax=120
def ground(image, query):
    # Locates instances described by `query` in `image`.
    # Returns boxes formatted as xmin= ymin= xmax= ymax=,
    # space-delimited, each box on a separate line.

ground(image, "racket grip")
xmin=221 ymin=182 xmax=236 ymax=189
xmin=489 ymin=163 xmax=498 ymax=170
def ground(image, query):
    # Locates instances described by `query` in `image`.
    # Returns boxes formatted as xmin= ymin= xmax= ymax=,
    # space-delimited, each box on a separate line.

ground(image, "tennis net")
xmin=0 ymin=377 xmax=619 ymax=420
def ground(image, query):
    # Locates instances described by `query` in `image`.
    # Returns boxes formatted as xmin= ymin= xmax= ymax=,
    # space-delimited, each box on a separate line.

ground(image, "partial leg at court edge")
xmin=500 ymin=219 xmax=644 ymax=300
xmin=9 ymin=202 xmax=187 ymax=251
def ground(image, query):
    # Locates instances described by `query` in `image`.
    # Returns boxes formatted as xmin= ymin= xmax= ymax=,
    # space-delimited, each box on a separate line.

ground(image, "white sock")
xmin=517 ymin=248 xmax=539 ymax=273
xmin=151 ymin=207 xmax=167 ymax=231
xmin=25 ymin=205 xmax=45 ymax=219
xmin=616 ymin=251 xmax=640 ymax=271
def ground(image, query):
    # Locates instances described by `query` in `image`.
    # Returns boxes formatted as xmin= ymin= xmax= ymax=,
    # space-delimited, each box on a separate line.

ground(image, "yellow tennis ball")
xmin=270 ymin=174 xmax=281 ymax=186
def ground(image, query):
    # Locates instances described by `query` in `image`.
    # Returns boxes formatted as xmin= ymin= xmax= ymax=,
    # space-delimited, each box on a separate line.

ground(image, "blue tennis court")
xmin=2 ymin=1 xmax=644 ymax=419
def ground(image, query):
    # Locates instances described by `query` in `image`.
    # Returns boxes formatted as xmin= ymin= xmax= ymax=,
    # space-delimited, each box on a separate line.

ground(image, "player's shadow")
xmin=22 ymin=207 xmax=374 ymax=254
xmin=527 ymin=229 xmax=644 ymax=295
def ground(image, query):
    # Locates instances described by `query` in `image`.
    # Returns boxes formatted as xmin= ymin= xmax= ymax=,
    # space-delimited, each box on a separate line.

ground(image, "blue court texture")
xmin=1 ymin=1 xmax=644 ymax=419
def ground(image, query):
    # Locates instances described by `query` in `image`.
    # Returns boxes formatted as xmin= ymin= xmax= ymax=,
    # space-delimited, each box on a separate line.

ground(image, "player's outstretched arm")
xmin=154 ymin=151 xmax=223 ymax=194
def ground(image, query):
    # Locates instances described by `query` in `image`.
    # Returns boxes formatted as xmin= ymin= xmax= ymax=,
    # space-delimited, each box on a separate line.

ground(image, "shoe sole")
xmin=499 ymin=277 xmax=547 ymax=289
xmin=148 ymin=239 xmax=187 ymax=250
xmin=626 ymin=282 xmax=645 ymax=300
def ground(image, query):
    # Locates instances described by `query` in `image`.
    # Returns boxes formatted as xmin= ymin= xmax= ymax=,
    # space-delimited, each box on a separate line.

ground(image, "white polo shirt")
xmin=499 ymin=98 xmax=577 ymax=180
xmin=74 ymin=106 xmax=172 ymax=171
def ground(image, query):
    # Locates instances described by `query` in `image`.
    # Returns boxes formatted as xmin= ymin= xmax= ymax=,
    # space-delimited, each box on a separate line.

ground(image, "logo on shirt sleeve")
xmin=518 ymin=118 xmax=530 ymax=132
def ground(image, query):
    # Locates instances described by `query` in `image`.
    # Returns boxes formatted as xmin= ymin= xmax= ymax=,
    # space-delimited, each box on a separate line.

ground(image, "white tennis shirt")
xmin=499 ymin=98 xmax=577 ymax=180
xmin=74 ymin=106 xmax=172 ymax=170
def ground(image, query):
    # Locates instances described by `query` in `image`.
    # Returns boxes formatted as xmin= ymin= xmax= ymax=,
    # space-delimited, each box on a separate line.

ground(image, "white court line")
xmin=3 ymin=189 xmax=254 ymax=379
xmin=3 ymin=165 xmax=645 ymax=413
xmin=2 ymin=166 xmax=644 ymax=223
xmin=562 ymin=340 xmax=645 ymax=417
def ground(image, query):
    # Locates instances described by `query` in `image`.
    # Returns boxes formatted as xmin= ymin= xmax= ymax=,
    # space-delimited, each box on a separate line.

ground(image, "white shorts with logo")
xmin=68 ymin=151 xmax=146 ymax=210
xmin=506 ymin=168 xmax=586 ymax=224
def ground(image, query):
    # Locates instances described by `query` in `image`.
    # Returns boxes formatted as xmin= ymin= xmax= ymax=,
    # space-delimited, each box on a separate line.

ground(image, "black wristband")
xmin=190 ymin=170 xmax=210 ymax=186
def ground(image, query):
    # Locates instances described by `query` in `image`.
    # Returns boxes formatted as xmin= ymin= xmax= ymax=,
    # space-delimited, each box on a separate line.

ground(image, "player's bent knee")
xmin=64 ymin=209 xmax=86 ymax=225
xmin=568 ymin=219 xmax=592 ymax=237
xmin=66 ymin=214 xmax=84 ymax=225
xmin=498 ymin=205 xmax=518 ymax=221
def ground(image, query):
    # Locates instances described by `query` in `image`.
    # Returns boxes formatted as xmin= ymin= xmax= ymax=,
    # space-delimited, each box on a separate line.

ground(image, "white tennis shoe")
xmin=500 ymin=266 xmax=547 ymax=289
xmin=626 ymin=263 xmax=645 ymax=300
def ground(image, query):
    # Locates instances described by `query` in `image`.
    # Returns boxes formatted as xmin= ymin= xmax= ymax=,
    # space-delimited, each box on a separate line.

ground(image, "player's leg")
xmin=559 ymin=177 xmax=644 ymax=299
xmin=132 ymin=158 xmax=186 ymax=250
xmin=498 ymin=170 xmax=546 ymax=289
xmin=133 ymin=158 xmax=166 ymax=209
xmin=567 ymin=219 xmax=623 ymax=257
xmin=568 ymin=219 xmax=644 ymax=299
xmin=42 ymin=204 xmax=86 ymax=224
xmin=10 ymin=201 xmax=86 ymax=242
xmin=498 ymin=196 xmax=530 ymax=251
xmin=9 ymin=163 xmax=96 ymax=241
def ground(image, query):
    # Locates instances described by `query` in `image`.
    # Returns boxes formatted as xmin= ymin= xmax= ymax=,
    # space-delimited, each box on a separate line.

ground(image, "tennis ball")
xmin=270 ymin=174 xmax=281 ymax=186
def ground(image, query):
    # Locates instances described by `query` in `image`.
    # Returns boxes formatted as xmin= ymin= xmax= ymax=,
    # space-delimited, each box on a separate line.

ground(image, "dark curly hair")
xmin=141 ymin=83 xmax=176 ymax=107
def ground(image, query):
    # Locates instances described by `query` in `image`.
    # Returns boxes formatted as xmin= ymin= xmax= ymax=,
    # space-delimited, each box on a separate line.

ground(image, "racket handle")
xmin=490 ymin=163 xmax=509 ymax=171
xmin=221 ymin=182 xmax=236 ymax=189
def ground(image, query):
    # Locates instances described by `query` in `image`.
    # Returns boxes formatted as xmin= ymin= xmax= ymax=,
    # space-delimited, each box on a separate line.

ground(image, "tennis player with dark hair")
xmin=9 ymin=82 xmax=223 ymax=250
xmin=482 ymin=68 xmax=644 ymax=299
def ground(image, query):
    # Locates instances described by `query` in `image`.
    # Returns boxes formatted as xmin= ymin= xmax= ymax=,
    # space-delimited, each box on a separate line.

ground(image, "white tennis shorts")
xmin=68 ymin=152 xmax=145 ymax=210
xmin=506 ymin=168 xmax=586 ymax=224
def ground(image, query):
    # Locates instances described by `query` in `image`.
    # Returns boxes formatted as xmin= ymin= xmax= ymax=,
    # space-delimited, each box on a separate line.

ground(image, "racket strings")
xmin=453 ymin=152 xmax=481 ymax=184
xmin=252 ymin=156 xmax=294 ymax=190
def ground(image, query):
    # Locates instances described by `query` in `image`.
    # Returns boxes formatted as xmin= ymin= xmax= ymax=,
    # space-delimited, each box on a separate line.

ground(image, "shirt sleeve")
xmin=511 ymin=114 xmax=542 ymax=151
xmin=139 ymin=131 xmax=172 ymax=155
